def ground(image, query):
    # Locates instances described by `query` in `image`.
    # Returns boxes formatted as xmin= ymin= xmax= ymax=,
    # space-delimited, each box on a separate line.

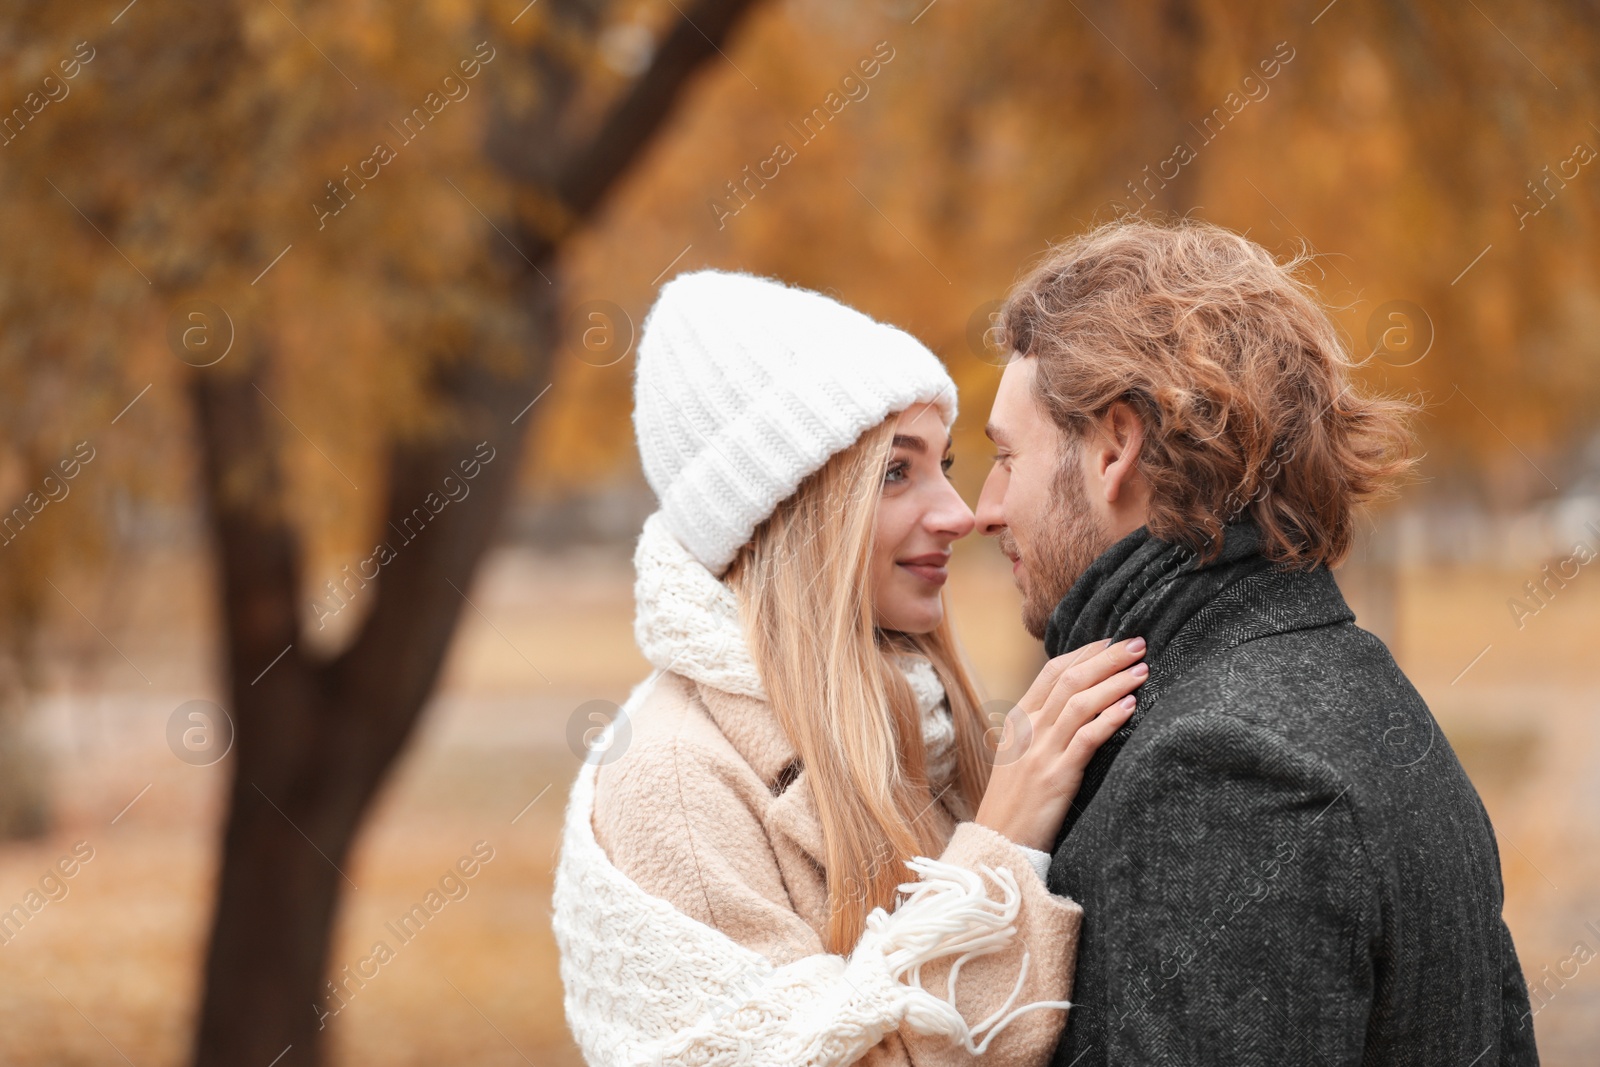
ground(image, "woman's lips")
xmin=898 ymin=554 xmax=950 ymax=585
xmin=899 ymin=562 xmax=948 ymax=585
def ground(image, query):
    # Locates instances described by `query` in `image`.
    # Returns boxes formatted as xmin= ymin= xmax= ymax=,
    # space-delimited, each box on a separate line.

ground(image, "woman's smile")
xmin=897 ymin=551 xmax=950 ymax=585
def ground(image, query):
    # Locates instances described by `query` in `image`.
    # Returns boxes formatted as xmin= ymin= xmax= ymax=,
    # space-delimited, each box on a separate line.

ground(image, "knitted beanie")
xmin=633 ymin=269 xmax=959 ymax=575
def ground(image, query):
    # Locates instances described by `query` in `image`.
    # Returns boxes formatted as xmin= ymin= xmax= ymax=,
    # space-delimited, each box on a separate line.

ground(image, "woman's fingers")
xmin=1017 ymin=658 xmax=1069 ymax=713
xmin=1024 ymin=639 xmax=1100 ymax=713
xmin=1045 ymin=695 xmax=1139 ymax=803
xmin=987 ymin=702 xmax=1034 ymax=767
xmin=1057 ymin=637 xmax=1114 ymax=671
xmin=1064 ymin=694 xmax=1137 ymax=762
xmin=1018 ymin=638 xmax=1111 ymax=711
xmin=979 ymin=639 xmax=1145 ymax=847
xmin=1038 ymin=637 xmax=1146 ymax=724
xmin=1051 ymin=661 xmax=1148 ymax=736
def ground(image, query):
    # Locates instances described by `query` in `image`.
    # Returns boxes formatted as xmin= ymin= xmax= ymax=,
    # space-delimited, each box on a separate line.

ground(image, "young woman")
xmin=551 ymin=270 xmax=1147 ymax=1067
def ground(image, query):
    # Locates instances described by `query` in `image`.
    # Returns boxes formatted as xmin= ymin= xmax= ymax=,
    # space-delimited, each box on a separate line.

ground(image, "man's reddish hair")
xmin=999 ymin=217 xmax=1419 ymax=569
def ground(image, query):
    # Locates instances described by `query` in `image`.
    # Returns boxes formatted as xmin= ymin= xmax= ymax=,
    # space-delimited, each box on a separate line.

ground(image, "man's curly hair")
xmin=1000 ymin=217 xmax=1420 ymax=569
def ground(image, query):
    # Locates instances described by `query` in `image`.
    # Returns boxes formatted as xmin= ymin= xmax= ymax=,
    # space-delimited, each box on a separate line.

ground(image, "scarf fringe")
xmin=627 ymin=841 xmax=1070 ymax=1066
xmin=863 ymin=855 xmax=1074 ymax=1054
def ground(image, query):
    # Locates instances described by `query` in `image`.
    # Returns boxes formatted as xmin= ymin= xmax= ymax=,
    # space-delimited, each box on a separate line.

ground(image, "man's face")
xmin=976 ymin=357 xmax=1114 ymax=639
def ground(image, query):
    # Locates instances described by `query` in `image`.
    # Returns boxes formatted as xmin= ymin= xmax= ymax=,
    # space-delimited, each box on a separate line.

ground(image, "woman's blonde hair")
xmin=724 ymin=418 xmax=995 ymax=955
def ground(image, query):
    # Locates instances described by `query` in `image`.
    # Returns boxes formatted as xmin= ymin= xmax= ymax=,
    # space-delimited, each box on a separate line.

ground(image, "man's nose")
xmin=975 ymin=464 xmax=1007 ymax=536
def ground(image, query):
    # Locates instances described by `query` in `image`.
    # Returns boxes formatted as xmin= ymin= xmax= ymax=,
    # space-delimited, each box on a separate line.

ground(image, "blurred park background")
xmin=1 ymin=0 xmax=1598 ymax=1063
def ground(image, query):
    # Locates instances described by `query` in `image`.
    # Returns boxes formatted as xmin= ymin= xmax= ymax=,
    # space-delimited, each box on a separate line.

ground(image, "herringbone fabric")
xmin=1042 ymin=522 xmax=1539 ymax=1066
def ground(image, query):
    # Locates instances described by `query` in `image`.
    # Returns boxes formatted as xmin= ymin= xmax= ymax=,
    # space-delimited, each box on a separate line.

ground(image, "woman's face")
xmin=872 ymin=402 xmax=976 ymax=634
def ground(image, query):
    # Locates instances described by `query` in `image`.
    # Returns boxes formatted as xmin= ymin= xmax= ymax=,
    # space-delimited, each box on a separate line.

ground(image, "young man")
xmin=976 ymin=218 xmax=1538 ymax=1065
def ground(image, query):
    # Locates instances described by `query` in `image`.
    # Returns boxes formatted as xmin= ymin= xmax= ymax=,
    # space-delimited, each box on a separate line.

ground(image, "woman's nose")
xmin=928 ymin=481 xmax=976 ymax=539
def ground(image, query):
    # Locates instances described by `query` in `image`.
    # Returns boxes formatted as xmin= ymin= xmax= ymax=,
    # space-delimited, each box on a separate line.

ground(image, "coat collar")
xmin=692 ymin=653 xmax=955 ymax=794
xmin=695 ymin=677 xmax=963 ymax=873
xmin=1043 ymin=519 xmax=1356 ymax=841
xmin=695 ymin=683 xmax=800 ymax=790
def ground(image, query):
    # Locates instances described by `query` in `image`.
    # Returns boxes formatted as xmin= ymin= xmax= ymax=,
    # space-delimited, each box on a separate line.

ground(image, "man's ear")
xmin=1094 ymin=401 xmax=1145 ymax=505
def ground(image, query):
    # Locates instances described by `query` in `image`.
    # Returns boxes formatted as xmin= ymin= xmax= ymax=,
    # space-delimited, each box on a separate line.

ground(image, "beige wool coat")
xmin=590 ymin=666 xmax=1087 ymax=1067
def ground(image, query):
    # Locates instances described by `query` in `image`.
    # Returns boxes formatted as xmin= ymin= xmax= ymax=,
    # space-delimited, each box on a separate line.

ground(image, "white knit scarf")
xmin=631 ymin=509 xmax=959 ymax=788
xmin=551 ymin=512 xmax=1069 ymax=1067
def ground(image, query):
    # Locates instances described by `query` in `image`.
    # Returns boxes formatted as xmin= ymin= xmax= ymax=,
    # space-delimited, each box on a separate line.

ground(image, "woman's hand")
xmin=972 ymin=636 xmax=1147 ymax=853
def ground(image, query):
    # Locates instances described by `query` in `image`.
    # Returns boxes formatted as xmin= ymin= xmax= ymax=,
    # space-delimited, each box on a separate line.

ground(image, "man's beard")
xmin=1010 ymin=458 xmax=1114 ymax=640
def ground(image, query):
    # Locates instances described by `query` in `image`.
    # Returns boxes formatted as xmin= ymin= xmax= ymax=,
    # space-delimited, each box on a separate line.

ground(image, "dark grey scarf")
xmin=1042 ymin=520 xmax=1279 ymax=841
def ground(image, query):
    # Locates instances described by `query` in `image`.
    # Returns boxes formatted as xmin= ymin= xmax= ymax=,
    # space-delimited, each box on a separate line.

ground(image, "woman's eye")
xmin=940 ymin=456 xmax=955 ymax=474
xmin=884 ymin=461 xmax=909 ymax=484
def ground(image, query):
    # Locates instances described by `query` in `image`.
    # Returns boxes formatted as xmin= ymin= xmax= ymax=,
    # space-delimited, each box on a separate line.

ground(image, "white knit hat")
xmin=633 ymin=269 xmax=958 ymax=575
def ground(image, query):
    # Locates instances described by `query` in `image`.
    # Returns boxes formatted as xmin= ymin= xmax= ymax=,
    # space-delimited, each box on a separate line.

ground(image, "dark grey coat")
xmin=1042 ymin=521 xmax=1538 ymax=1066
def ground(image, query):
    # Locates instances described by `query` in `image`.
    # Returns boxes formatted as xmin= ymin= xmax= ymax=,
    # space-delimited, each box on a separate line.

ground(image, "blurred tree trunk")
xmin=0 ymin=690 xmax=48 ymax=838
xmin=189 ymin=3 xmax=760 ymax=1064
xmin=0 ymin=551 xmax=48 ymax=841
